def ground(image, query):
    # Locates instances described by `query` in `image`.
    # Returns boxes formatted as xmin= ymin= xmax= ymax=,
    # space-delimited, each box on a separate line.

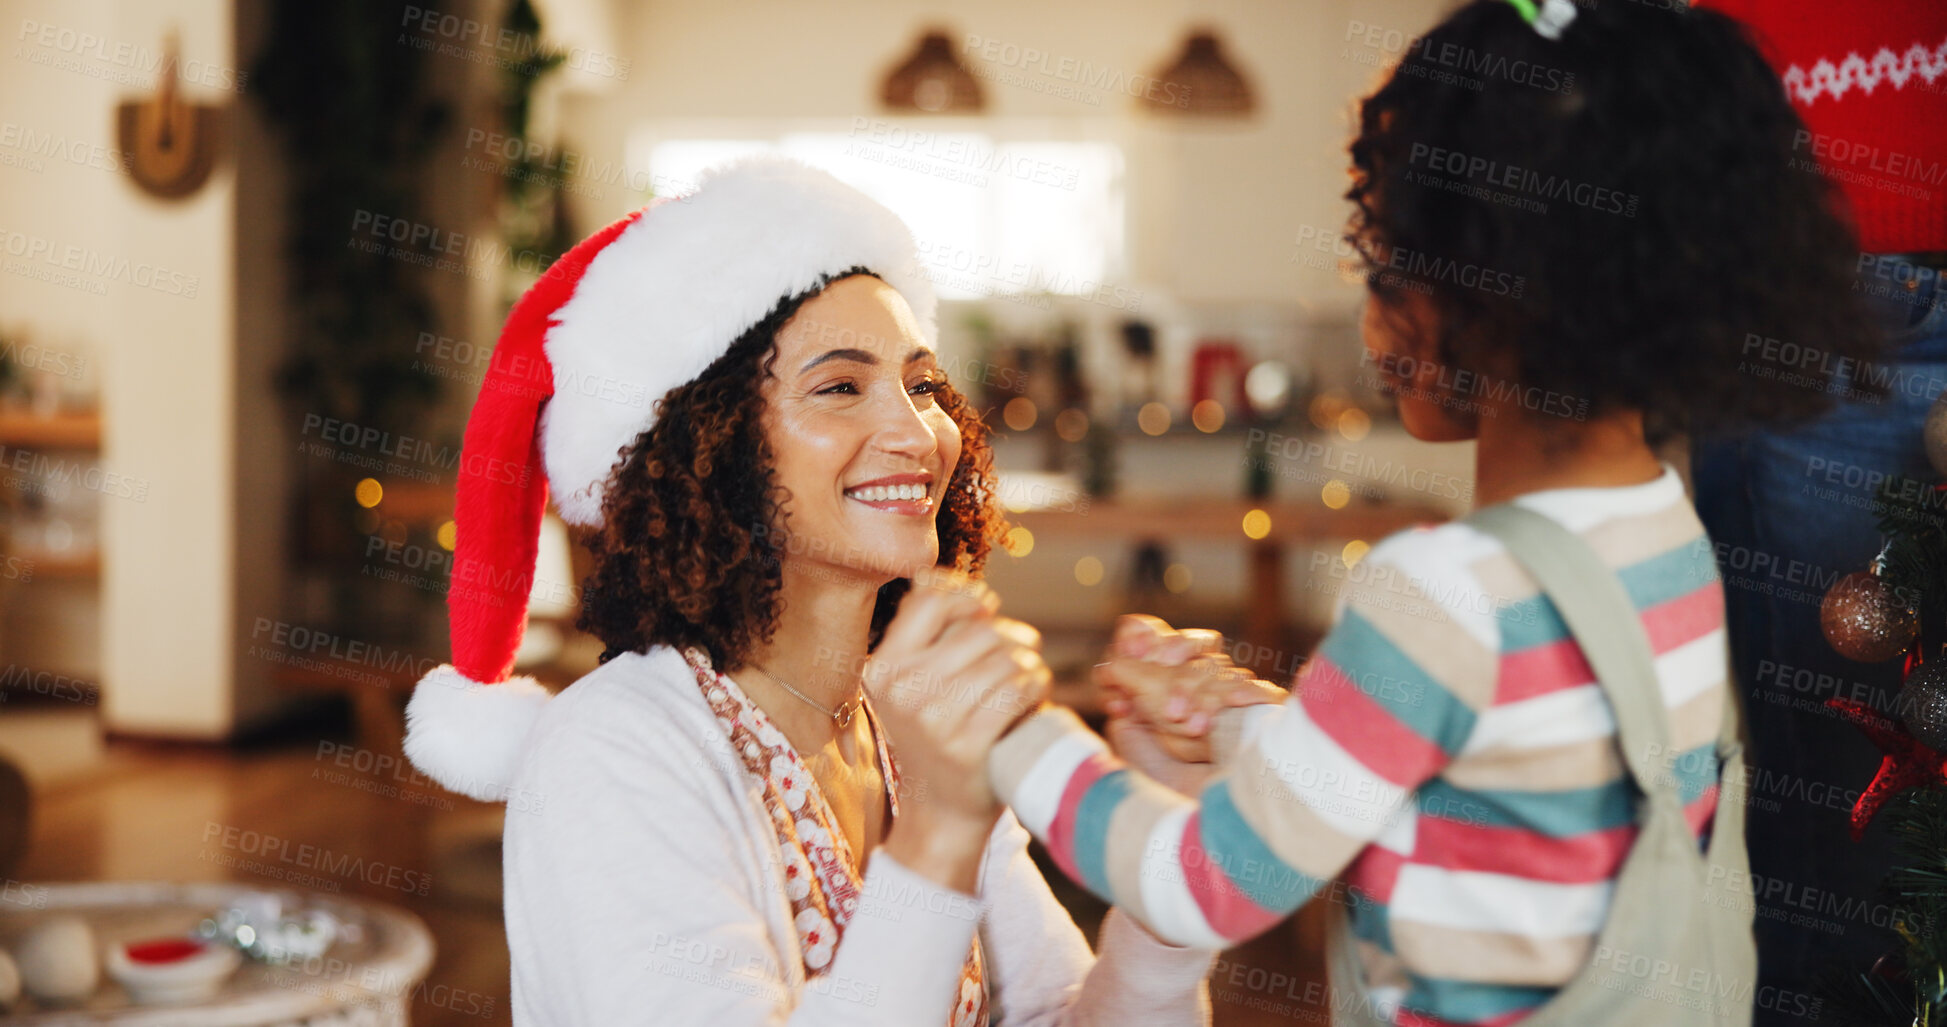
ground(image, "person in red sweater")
xmin=1689 ymin=3 xmax=1947 ymax=1020
xmin=1702 ymin=0 xmax=1946 ymax=256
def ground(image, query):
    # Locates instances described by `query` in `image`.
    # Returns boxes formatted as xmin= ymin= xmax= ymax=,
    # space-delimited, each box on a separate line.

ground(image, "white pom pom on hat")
xmin=402 ymin=156 xmax=937 ymax=801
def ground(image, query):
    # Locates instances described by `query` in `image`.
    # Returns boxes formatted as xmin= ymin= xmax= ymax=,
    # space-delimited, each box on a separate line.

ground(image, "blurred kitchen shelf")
xmin=0 ymin=409 xmax=101 ymax=450
xmin=0 ymin=411 xmax=109 ymax=801
xmin=16 ymin=551 xmax=101 ymax=580
xmin=1009 ymin=495 xmax=1443 ymax=664
xmin=1007 ymin=495 xmax=1441 ymax=540
xmin=993 ymin=414 xmax=1307 ymax=442
xmin=372 ymin=479 xmax=454 ymax=523
xmin=0 ymin=667 xmax=99 ymax=708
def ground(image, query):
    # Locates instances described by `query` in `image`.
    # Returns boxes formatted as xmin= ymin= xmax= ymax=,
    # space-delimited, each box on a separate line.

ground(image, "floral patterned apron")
xmin=684 ymin=647 xmax=988 ymax=1027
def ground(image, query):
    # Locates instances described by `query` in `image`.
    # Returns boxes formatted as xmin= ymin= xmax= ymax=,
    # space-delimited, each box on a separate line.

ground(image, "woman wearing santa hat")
xmin=401 ymin=157 xmax=1218 ymax=1025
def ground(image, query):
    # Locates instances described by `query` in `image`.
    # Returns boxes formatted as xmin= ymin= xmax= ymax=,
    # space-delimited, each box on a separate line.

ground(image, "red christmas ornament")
xmin=1826 ymin=696 xmax=1947 ymax=839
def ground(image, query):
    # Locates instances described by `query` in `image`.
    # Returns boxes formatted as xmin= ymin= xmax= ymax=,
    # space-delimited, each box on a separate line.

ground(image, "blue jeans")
xmin=1692 ymin=253 xmax=1947 ymax=1022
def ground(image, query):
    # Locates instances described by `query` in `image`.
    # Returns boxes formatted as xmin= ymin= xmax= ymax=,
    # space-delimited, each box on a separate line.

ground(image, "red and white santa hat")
xmin=403 ymin=156 xmax=938 ymax=801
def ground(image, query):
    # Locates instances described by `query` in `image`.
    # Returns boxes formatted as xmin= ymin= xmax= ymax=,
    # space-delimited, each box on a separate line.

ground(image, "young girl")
xmin=979 ymin=1 xmax=1882 ymax=1024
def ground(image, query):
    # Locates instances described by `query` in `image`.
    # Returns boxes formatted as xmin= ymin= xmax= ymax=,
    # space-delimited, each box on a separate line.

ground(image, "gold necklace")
xmin=752 ymin=662 xmax=860 ymax=730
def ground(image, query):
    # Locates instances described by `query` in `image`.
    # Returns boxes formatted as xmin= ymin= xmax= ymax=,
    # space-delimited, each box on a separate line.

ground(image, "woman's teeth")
xmin=847 ymin=483 xmax=928 ymax=503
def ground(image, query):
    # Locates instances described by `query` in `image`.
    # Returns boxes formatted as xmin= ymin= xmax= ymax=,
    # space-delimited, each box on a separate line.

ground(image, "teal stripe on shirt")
xmin=1419 ymin=777 xmax=1635 ymax=836
xmin=1071 ymin=769 xmax=1133 ymax=899
xmin=1200 ymin=779 xmax=1325 ymax=913
xmin=1616 ymin=540 xmax=1721 ymax=609
xmin=1497 ymin=596 xmax=1568 ymax=652
xmin=1314 ymin=609 xmax=1477 ymax=756
xmin=1498 ymin=540 xmax=1720 ymax=651
xmin=1401 ymin=974 xmax=1557 ymax=1023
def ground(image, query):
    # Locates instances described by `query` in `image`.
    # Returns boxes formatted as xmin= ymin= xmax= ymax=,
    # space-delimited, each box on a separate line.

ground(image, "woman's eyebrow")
xmin=799 ymin=347 xmax=878 ymax=372
xmin=798 ymin=347 xmax=934 ymax=372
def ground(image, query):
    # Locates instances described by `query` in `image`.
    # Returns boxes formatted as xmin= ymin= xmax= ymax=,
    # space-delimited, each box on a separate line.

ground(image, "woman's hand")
xmin=1097 ymin=615 xmax=1285 ymax=780
xmin=865 ymin=567 xmax=1053 ymax=891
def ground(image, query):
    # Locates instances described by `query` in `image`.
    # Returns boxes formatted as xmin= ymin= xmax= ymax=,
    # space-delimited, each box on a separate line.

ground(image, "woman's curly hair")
xmin=1346 ymin=0 xmax=1886 ymax=444
xmin=575 ymin=270 xmax=1003 ymax=670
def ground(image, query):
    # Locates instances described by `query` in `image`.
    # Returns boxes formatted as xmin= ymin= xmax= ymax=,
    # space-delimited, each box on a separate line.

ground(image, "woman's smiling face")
xmin=761 ymin=274 xmax=961 ymax=585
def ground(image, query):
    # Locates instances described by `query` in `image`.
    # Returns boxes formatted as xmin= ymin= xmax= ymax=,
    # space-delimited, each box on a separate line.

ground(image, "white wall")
xmin=0 ymin=0 xmax=246 ymax=737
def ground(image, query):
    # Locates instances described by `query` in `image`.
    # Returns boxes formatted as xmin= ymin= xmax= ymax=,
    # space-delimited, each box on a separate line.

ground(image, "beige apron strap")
xmin=1466 ymin=503 xmax=1680 ymax=806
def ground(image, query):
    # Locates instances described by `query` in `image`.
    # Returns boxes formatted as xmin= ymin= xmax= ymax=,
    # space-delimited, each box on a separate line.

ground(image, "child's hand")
xmin=1096 ymin=615 xmax=1285 ymax=762
xmin=1104 ymin=713 xmax=1224 ymax=797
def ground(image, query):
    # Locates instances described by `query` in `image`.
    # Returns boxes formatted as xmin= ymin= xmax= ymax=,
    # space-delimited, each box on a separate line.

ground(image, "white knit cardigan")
xmin=502 ymin=646 xmax=1219 ymax=1025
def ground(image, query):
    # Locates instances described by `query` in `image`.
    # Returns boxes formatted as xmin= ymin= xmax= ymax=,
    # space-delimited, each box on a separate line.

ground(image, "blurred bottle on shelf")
xmin=1117 ymin=320 xmax=1157 ymax=416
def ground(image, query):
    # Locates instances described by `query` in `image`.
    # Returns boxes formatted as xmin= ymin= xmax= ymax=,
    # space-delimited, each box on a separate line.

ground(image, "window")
xmin=632 ymin=124 xmax=1126 ymax=302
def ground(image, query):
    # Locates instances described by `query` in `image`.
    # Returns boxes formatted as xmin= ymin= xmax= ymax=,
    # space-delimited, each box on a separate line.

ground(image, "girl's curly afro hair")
xmin=575 ymin=270 xmax=1003 ymax=670
xmin=1346 ymin=0 xmax=1886 ymax=444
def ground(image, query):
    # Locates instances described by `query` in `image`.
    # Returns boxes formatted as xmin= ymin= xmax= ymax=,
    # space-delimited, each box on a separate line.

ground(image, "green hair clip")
xmin=1506 ymin=0 xmax=1578 ymax=40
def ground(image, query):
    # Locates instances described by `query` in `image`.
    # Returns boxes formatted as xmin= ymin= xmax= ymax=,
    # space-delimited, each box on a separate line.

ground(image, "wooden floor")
xmin=17 ymin=737 xmax=1330 ymax=1025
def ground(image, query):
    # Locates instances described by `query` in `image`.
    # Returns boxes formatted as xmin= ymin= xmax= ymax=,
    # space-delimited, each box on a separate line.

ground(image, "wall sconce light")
xmin=881 ymin=29 xmax=984 ymax=114
xmin=1141 ymin=30 xmax=1255 ymax=118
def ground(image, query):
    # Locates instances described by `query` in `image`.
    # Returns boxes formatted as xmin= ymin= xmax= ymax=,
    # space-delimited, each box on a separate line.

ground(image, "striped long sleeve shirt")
xmin=989 ymin=467 xmax=1728 ymax=1027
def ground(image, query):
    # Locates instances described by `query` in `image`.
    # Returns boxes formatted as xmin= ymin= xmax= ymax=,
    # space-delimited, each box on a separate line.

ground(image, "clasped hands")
xmin=862 ymin=569 xmax=1286 ymax=824
xmin=1094 ymin=614 xmax=1288 ymax=794
xmin=861 ymin=570 xmax=1287 ymax=887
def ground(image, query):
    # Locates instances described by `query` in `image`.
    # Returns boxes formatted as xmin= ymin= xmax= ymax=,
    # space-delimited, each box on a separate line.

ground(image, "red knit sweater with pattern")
xmin=1701 ymin=0 xmax=1947 ymax=254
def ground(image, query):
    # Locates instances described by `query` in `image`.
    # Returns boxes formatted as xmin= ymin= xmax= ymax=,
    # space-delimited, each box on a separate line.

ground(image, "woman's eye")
xmin=908 ymin=375 xmax=945 ymax=396
xmin=815 ymin=381 xmax=858 ymax=396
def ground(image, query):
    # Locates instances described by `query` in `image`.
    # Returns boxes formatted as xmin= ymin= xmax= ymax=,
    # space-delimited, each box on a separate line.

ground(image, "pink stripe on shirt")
xmin=1412 ymin=818 xmax=1637 ymax=884
xmin=1301 ymin=659 xmax=1449 ymax=787
xmin=1497 ymin=581 xmax=1724 ymax=704
xmin=1179 ymin=810 xmax=1285 ymax=938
